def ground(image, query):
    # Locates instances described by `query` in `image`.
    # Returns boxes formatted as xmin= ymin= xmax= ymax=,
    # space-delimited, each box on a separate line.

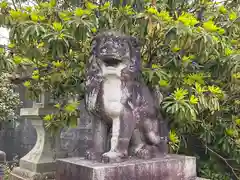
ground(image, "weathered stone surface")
xmin=56 ymin=155 xmax=196 ymax=180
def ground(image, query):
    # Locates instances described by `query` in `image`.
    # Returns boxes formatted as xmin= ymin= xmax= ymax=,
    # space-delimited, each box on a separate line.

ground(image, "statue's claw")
xmin=101 ymin=151 xmax=125 ymax=163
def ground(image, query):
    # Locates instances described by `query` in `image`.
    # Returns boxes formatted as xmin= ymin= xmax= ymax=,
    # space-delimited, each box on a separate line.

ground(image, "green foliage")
xmin=0 ymin=0 xmax=240 ymax=179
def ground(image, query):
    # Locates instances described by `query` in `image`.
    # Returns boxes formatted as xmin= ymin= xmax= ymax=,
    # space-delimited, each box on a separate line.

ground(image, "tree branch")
xmin=205 ymin=145 xmax=240 ymax=179
xmin=11 ymin=0 xmax=17 ymax=10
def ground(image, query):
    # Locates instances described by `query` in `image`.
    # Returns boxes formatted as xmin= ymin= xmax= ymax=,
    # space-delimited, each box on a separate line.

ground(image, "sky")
xmin=0 ymin=28 xmax=9 ymax=45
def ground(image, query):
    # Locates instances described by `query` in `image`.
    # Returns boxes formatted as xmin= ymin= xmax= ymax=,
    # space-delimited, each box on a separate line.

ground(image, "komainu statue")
xmin=84 ymin=30 xmax=168 ymax=163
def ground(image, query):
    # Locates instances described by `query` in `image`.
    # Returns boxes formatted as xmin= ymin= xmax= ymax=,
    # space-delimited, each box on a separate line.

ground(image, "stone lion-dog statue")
xmin=84 ymin=30 xmax=168 ymax=163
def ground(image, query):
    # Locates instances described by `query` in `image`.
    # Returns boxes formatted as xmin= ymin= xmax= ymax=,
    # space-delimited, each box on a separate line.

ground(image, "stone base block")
xmin=56 ymin=154 xmax=197 ymax=180
xmin=9 ymin=167 xmax=55 ymax=180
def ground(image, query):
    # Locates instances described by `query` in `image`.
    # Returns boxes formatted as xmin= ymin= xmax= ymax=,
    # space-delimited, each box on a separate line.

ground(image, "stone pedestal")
xmin=56 ymin=155 xmax=198 ymax=180
xmin=10 ymin=107 xmax=67 ymax=180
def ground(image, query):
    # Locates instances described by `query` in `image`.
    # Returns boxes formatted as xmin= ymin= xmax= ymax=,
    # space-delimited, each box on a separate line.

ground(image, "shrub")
xmin=0 ymin=72 xmax=20 ymax=122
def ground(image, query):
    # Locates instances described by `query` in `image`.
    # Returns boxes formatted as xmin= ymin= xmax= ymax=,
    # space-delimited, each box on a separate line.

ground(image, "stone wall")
xmin=61 ymin=101 xmax=93 ymax=157
xmin=0 ymin=124 xmax=24 ymax=161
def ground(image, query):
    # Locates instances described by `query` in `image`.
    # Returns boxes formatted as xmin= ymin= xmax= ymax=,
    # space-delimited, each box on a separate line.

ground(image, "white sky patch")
xmin=0 ymin=28 xmax=9 ymax=45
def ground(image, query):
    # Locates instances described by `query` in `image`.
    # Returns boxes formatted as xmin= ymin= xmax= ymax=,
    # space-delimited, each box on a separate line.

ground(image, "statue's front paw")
xmin=85 ymin=149 xmax=102 ymax=161
xmin=101 ymin=151 xmax=125 ymax=163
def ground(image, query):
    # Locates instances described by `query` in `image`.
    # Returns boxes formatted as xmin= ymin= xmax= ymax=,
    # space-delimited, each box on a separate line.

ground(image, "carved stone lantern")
xmin=10 ymin=92 xmax=67 ymax=180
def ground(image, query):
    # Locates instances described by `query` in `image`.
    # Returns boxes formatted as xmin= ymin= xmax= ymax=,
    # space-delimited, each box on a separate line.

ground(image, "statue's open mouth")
xmin=102 ymin=58 xmax=122 ymax=67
